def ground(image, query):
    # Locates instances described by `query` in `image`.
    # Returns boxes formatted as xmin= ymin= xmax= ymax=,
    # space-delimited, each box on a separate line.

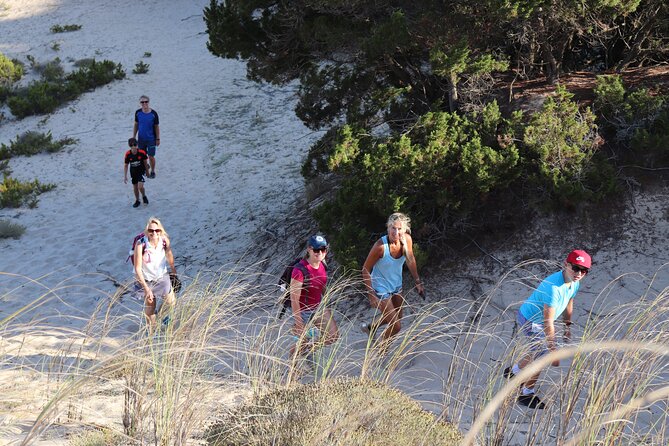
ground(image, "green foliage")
xmin=0 ymin=175 xmax=55 ymax=208
xmin=143 ymin=51 xmax=152 ymax=57
xmin=594 ymin=74 xmax=668 ymax=160
xmin=50 ymin=23 xmax=82 ymax=33
xmin=7 ymin=59 xmax=125 ymax=118
xmin=0 ymin=131 xmax=76 ymax=159
xmin=315 ymin=101 xmax=525 ymax=268
xmin=35 ymin=58 xmax=65 ymax=82
xmin=132 ymin=61 xmax=150 ymax=74
xmin=206 ymin=378 xmax=462 ymax=446
xmin=0 ymin=219 xmax=26 ymax=239
xmin=523 ymin=86 xmax=601 ymax=201
xmin=50 ymin=41 xmax=61 ymax=51
xmin=0 ymin=52 xmax=23 ymax=84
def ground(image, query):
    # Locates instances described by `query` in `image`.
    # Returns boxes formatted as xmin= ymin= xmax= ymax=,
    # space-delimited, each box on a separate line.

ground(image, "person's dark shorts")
xmin=130 ymin=168 xmax=145 ymax=184
xmin=138 ymin=140 xmax=157 ymax=157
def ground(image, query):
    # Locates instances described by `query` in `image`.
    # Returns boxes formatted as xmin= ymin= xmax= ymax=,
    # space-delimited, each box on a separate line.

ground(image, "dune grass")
xmin=0 ymin=262 xmax=667 ymax=445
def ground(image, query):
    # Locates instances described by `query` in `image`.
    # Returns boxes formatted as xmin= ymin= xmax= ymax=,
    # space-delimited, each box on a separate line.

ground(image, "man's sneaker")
xmin=132 ymin=200 xmax=141 ymax=208
xmin=143 ymin=195 xmax=149 ymax=204
xmin=503 ymin=367 xmax=515 ymax=379
xmin=361 ymin=322 xmax=371 ymax=334
xmin=517 ymin=394 xmax=546 ymax=409
xmin=149 ymin=171 xmax=156 ymax=179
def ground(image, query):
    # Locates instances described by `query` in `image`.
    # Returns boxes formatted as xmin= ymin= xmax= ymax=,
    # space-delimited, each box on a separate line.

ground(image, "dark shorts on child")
xmin=130 ymin=168 xmax=145 ymax=184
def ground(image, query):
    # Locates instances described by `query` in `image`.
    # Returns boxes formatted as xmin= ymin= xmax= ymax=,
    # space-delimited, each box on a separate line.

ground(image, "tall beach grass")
xmin=0 ymin=261 xmax=667 ymax=445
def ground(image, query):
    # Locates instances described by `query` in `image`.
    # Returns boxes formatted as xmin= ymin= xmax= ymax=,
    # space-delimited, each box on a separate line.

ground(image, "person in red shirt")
xmin=123 ymin=138 xmax=149 ymax=208
xmin=289 ymin=235 xmax=339 ymax=358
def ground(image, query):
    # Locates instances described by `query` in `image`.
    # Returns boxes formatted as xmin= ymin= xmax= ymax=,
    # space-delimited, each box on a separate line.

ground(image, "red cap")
xmin=566 ymin=250 xmax=591 ymax=269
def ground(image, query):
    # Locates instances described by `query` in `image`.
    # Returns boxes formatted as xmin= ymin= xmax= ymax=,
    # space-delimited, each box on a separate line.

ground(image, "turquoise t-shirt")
xmin=519 ymin=271 xmax=579 ymax=324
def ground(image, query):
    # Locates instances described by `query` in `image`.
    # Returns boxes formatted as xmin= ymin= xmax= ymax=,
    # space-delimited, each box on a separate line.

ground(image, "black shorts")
xmin=130 ymin=168 xmax=145 ymax=184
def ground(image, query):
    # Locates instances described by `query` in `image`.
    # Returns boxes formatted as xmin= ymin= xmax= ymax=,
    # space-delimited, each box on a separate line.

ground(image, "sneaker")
xmin=149 ymin=171 xmax=156 ymax=179
xmin=132 ymin=200 xmax=141 ymax=208
xmin=143 ymin=195 xmax=149 ymax=204
xmin=503 ymin=367 xmax=515 ymax=379
xmin=517 ymin=394 xmax=545 ymax=409
xmin=361 ymin=322 xmax=371 ymax=334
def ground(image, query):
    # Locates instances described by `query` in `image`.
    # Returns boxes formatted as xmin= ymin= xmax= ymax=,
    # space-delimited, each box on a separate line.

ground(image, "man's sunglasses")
xmin=570 ymin=263 xmax=589 ymax=274
xmin=311 ymin=247 xmax=327 ymax=253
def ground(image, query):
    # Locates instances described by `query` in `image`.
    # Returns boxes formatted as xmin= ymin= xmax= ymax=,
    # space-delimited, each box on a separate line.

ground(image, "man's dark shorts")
xmin=138 ymin=140 xmax=157 ymax=157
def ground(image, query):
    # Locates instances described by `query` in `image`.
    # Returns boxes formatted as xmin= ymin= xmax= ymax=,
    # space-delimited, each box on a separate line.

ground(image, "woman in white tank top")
xmin=134 ymin=216 xmax=177 ymax=328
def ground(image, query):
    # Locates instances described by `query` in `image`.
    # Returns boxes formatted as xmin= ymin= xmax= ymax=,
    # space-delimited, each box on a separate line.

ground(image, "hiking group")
xmin=121 ymin=97 xmax=590 ymax=409
xmin=284 ymin=211 xmax=591 ymax=410
xmin=123 ymin=95 xmax=160 ymax=208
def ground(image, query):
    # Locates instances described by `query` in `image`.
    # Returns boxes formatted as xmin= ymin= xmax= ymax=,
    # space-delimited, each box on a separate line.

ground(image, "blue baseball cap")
xmin=308 ymin=235 xmax=328 ymax=249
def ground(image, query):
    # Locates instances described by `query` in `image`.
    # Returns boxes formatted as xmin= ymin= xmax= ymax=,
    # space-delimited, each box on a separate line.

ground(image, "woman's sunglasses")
xmin=311 ymin=247 xmax=327 ymax=253
xmin=147 ymin=228 xmax=162 ymax=234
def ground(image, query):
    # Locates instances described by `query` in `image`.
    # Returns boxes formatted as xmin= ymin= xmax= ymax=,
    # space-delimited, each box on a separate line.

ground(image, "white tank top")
xmin=141 ymin=237 xmax=168 ymax=281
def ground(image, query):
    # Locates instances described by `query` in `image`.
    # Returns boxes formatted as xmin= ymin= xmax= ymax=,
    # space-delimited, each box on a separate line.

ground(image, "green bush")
xmin=313 ymin=101 xmax=522 ymax=269
xmin=132 ymin=61 xmax=150 ymax=74
xmin=0 ymin=131 xmax=76 ymax=159
xmin=0 ymin=175 xmax=56 ymax=208
xmin=206 ymin=378 xmax=462 ymax=446
xmin=50 ymin=24 xmax=82 ymax=33
xmin=311 ymin=88 xmax=615 ymax=268
xmin=0 ymin=219 xmax=26 ymax=239
xmin=7 ymin=59 xmax=125 ymax=118
xmin=594 ymin=74 xmax=668 ymax=160
xmin=523 ymin=85 xmax=604 ymax=202
xmin=0 ymin=52 xmax=23 ymax=85
xmin=35 ymin=58 xmax=65 ymax=82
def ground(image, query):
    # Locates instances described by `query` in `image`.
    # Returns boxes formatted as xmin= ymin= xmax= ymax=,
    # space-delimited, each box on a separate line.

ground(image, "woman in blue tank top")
xmin=361 ymin=212 xmax=424 ymax=346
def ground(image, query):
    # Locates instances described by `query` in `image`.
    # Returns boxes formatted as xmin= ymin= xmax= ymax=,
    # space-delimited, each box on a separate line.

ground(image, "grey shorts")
xmin=137 ymin=275 xmax=172 ymax=312
xmin=517 ymin=312 xmax=548 ymax=357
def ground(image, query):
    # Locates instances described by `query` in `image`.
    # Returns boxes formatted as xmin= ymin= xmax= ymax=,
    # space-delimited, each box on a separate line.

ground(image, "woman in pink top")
xmin=289 ymin=235 xmax=339 ymax=357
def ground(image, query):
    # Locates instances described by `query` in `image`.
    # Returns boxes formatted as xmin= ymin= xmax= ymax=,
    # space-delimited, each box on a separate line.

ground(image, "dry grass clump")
xmin=206 ymin=378 xmax=463 ymax=446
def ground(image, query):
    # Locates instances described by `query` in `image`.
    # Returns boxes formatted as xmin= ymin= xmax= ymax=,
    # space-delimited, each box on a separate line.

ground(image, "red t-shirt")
xmin=291 ymin=259 xmax=327 ymax=310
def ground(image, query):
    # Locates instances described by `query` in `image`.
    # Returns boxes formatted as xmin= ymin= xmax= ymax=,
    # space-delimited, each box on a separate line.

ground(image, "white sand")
xmin=1 ymin=1 xmax=668 ymax=445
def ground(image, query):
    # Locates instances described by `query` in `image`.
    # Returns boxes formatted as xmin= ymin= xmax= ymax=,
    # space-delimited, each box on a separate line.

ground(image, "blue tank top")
xmin=371 ymin=236 xmax=405 ymax=295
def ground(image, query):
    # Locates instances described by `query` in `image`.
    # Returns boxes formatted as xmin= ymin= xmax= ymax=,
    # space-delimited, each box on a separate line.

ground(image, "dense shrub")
xmin=34 ymin=58 xmax=65 ymax=82
xmin=523 ymin=86 xmax=604 ymax=202
xmin=312 ymin=89 xmax=613 ymax=268
xmin=0 ymin=219 xmax=26 ymax=239
xmin=594 ymin=74 xmax=668 ymax=161
xmin=0 ymin=176 xmax=56 ymax=208
xmin=0 ymin=131 xmax=76 ymax=159
xmin=7 ymin=59 xmax=125 ymax=118
xmin=206 ymin=378 xmax=462 ymax=446
xmin=0 ymin=52 xmax=23 ymax=85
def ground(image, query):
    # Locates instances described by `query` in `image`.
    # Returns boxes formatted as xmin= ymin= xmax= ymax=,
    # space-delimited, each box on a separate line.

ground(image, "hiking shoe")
xmin=143 ymin=195 xmax=149 ymax=204
xmin=503 ymin=367 xmax=515 ymax=379
xmin=132 ymin=200 xmax=141 ymax=208
xmin=517 ymin=394 xmax=545 ymax=409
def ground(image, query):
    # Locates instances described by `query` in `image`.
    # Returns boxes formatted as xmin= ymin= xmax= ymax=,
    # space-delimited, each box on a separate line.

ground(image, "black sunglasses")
xmin=140 ymin=100 xmax=149 ymax=103
xmin=311 ymin=247 xmax=327 ymax=253
xmin=570 ymin=263 xmax=589 ymax=274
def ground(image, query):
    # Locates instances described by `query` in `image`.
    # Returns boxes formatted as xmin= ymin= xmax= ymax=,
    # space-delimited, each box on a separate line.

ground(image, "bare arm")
xmin=154 ymin=124 xmax=160 ymax=146
xmin=543 ymin=304 xmax=559 ymax=366
xmin=362 ymin=240 xmax=384 ymax=308
xmin=134 ymin=243 xmax=153 ymax=303
xmin=289 ymin=277 xmax=305 ymax=333
xmin=164 ymin=239 xmax=177 ymax=275
xmin=123 ymin=162 xmax=129 ymax=183
xmin=563 ymin=298 xmax=574 ymax=341
xmin=402 ymin=234 xmax=424 ymax=295
xmin=133 ymin=121 xmax=138 ymax=138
